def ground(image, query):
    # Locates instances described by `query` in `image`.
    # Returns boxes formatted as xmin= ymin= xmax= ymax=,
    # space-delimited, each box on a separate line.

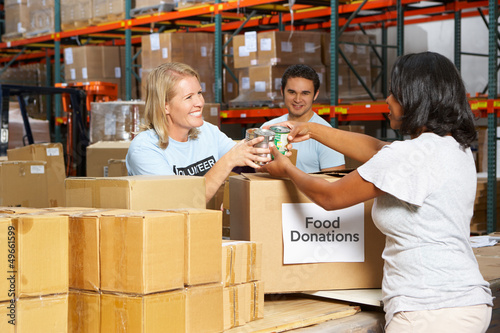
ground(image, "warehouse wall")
xmin=369 ymin=16 xmax=496 ymax=96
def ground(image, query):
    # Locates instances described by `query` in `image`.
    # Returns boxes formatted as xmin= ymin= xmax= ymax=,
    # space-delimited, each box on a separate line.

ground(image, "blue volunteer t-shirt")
xmin=126 ymin=122 xmax=235 ymax=176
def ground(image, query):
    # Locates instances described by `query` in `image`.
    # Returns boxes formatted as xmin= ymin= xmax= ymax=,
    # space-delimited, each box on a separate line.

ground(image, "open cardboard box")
xmin=229 ymin=171 xmax=385 ymax=294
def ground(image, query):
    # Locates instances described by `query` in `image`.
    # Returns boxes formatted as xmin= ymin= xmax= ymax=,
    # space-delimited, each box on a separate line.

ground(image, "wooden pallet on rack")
xmin=130 ymin=3 xmax=176 ymax=17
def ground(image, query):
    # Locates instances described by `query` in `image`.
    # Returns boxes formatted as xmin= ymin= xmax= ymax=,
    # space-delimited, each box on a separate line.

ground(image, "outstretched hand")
xmin=257 ymin=144 xmax=293 ymax=178
xmin=262 ymin=121 xmax=313 ymax=144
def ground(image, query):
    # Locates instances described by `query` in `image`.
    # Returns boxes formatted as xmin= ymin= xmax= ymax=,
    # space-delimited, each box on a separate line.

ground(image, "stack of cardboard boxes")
xmin=3 ymin=0 xmax=54 ymax=39
xmin=0 ymin=213 xmax=69 ymax=332
xmin=63 ymin=45 xmax=138 ymax=101
xmin=230 ymin=31 xmax=328 ymax=106
xmin=4 ymin=143 xmax=66 ymax=207
xmin=221 ymin=240 xmax=264 ymax=330
xmin=140 ymin=32 xmax=216 ymax=103
xmin=0 ymin=204 xmax=264 ymax=332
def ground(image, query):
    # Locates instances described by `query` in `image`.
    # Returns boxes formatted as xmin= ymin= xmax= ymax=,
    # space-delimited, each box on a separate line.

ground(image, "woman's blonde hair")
xmin=142 ymin=62 xmax=201 ymax=149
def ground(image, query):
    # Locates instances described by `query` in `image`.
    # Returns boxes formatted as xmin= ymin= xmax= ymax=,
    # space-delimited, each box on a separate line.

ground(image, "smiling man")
xmin=261 ymin=64 xmax=345 ymax=173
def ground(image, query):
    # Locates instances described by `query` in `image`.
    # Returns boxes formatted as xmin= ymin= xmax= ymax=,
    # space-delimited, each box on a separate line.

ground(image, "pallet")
xmin=24 ymin=29 xmax=54 ymax=39
xmin=91 ymin=12 xmax=126 ymax=25
xmin=225 ymin=294 xmax=359 ymax=333
xmin=2 ymin=32 xmax=25 ymax=43
xmin=130 ymin=3 xmax=175 ymax=17
xmin=62 ymin=19 xmax=93 ymax=32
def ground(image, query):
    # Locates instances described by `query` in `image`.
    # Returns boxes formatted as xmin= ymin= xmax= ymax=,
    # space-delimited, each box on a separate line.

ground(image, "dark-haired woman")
xmin=260 ymin=52 xmax=493 ymax=332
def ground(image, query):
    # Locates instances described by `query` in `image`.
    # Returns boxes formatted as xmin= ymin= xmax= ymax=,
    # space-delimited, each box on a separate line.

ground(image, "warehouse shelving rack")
xmin=0 ymin=0 xmax=498 ymax=232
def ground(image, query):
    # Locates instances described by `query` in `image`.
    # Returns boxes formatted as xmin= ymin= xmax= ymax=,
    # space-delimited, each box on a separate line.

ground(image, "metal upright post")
xmin=125 ymin=0 xmax=132 ymax=100
xmin=45 ymin=50 xmax=53 ymax=140
xmin=54 ymin=0 xmax=62 ymax=142
xmin=330 ymin=0 xmax=339 ymax=128
xmin=454 ymin=11 xmax=461 ymax=71
xmin=396 ymin=0 xmax=404 ymax=56
xmin=487 ymin=0 xmax=498 ymax=233
xmin=215 ymin=0 xmax=222 ymax=104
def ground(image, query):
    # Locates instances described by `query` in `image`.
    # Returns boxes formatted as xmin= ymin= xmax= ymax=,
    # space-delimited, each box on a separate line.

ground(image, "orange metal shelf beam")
xmin=220 ymin=98 xmax=500 ymax=124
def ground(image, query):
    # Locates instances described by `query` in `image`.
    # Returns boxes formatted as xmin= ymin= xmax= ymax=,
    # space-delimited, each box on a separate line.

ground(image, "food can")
xmin=270 ymin=125 xmax=290 ymax=154
xmin=247 ymin=128 xmax=274 ymax=165
xmin=245 ymin=128 xmax=259 ymax=141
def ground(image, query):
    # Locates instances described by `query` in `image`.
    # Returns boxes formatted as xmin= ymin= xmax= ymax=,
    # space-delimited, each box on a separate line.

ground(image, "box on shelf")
xmin=27 ymin=4 xmax=54 ymax=36
xmin=65 ymin=175 xmax=206 ymax=210
xmin=257 ymin=31 xmax=322 ymax=66
xmin=229 ymin=172 xmax=385 ymax=294
xmin=16 ymin=294 xmax=69 ymax=332
xmin=0 ymin=161 xmax=49 ymax=208
xmin=64 ymin=46 xmax=121 ymax=81
xmin=13 ymin=215 xmax=69 ymax=297
xmin=85 ymin=140 xmax=131 ymax=177
xmin=4 ymin=4 xmax=30 ymax=36
xmin=68 ymin=290 xmax=101 ymax=333
xmin=100 ymin=211 xmax=185 ymax=294
xmin=89 ymin=101 xmax=145 ymax=143
xmin=7 ymin=142 xmax=66 ymax=207
xmin=232 ymin=65 xmax=328 ymax=104
xmin=233 ymin=33 xmax=258 ymax=69
xmin=141 ymin=32 xmax=214 ymax=70
xmin=101 ymin=289 xmax=186 ymax=333
xmin=202 ymin=103 xmax=221 ymax=128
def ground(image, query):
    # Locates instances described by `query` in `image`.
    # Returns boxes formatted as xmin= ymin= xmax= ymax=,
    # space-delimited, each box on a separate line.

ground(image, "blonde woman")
xmin=126 ymin=62 xmax=270 ymax=202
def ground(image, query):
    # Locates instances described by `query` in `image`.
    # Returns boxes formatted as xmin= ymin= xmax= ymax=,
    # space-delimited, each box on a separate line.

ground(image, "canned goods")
xmin=245 ymin=128 xmax=259 ymax=141
xmin=270 ymin=125 xmax=290 ymax=155
xmin=246 ymin=128 xmax=274 ymax=165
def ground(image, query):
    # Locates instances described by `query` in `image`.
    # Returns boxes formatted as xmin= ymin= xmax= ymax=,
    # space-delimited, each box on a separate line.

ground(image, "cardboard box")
xmin=222 ymin=287 xmax=235 ymax=330
xmin=90 ymin=101 xmax=145 ymax=143
xmin=69 ymin=209 xmax=130 ymax=291
xmin=229 ymin=173 xmax=385 ymax=293
xmin=203 ymin=103 xmax=221 ymax=128
xmin=65 ymin=177 xmax=95 ymax=208
xmin=163 ymin=209 xmax=222 ymax=286
xmin=68 ymin=290 xmax=100 ymax=333
xmin=7 ymin=142 xmax=66 ymax=207
xmin=101 ymin=289 xmax=186 ymax=333
xmin=0 ymin=301 xmax=15 ymax=332
xmin=257 ymin=31 xmax=322 ymax=66
xmin=66 ymin=175 xmax=207 ymax=209
xmin=107 ymin=159 xmax=128 ymax=177
xmin=233 ymin=33 xmax=258 ymax=69
xmin=16 ymin=294 xmax=68 ymax=332
xmin=251 ymin=281 xmax=265 ymax=320
xmin=14 ymin=215 xmax=69 ymax=297
xmin=222 ymin=240 xmax=262 ymax=286
xmin=0 ymin=161 xmax=49 ymax=208
xmin=4 ymin=4 xmax=30 ymax=35
xmin=100 ymin=211 xmax=185 ymax=294
xmin=141 ymin=32 xmax=214 ymax=70
xmin=85 ymin=140 xmax=131 ymax=177
xmin=0 ymin=218 xmax=14 ymax=302
xmin=234 ymin=283 xmax=252 ymax=327
xmin=186 ymin=283 xmax=223 ymax=333
xmin=64 ymin=46 xmax=121 ymax=81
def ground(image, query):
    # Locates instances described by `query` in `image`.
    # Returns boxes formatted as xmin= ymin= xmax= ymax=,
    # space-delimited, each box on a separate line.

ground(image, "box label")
xmin=281 ymin=41 xmax=292 ymax=53
xmin=162 ymin=47 xmax=168 ymax=59
xmin=282 ymin=203 xmax=365 ymax=264
xmin=305 ymin=42 xmax=316 ymax=53
xmin=260 ymin=38 xmax=272 ymax=51
xmin=255 ymin=81 xmax=266 ymax=92
xmin=150 ymin=33 xmax=160 ymax=51
xmin=244 ymin=31 xmax=257 ymax=52
xmin=46 ymin=147 xmax=60 ymax=156
xmin=64 ymin=48 xmax=74 ymax=65
xmin=30 ymin=165 xmax=45 ymax=174
xmin=238 ymin=45 xmax=249 ymax=57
